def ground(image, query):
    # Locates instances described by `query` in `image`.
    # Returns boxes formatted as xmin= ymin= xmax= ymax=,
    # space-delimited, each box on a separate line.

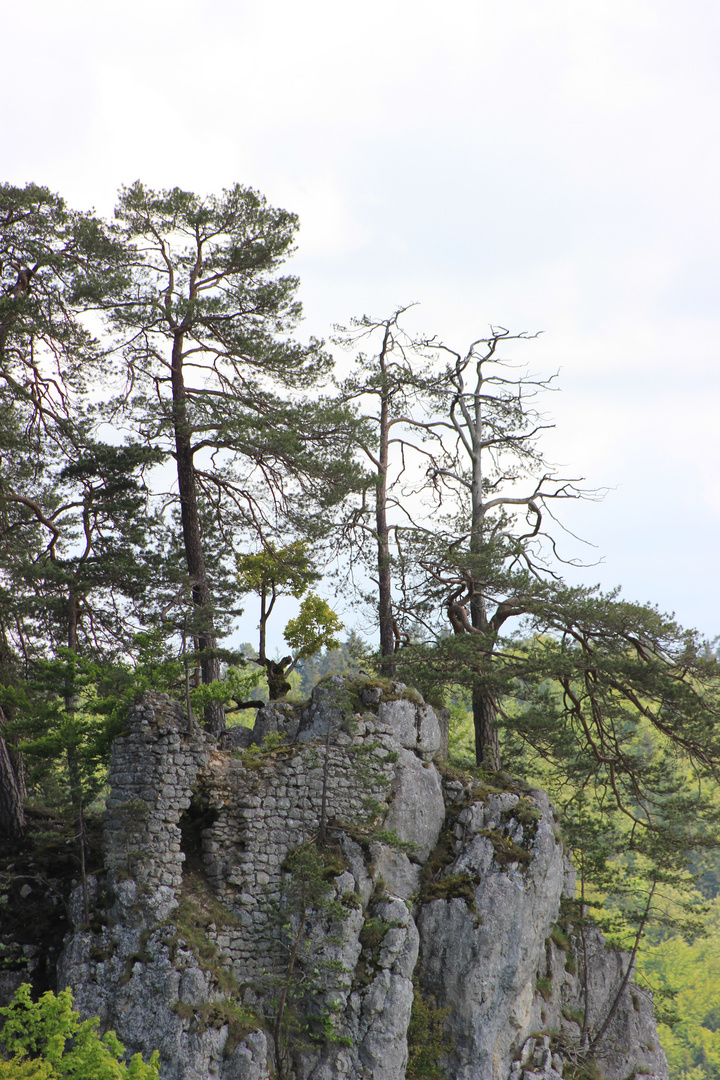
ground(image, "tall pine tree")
xmin=106 ymin=183 xmax=358 ymax=732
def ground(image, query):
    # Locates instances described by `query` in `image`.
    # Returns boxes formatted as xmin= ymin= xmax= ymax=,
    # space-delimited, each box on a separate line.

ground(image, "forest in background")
xmin=1 ymin=179 xmax=720 ymax=1078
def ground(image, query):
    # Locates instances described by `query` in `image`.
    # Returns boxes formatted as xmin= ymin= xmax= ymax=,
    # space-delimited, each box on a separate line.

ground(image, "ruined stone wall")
xmin=97 ymin=681 xmax=442 ymax=982
xmin=57 ymin=678 xmax=668 ymax=1080
xmin=102 ymin=695 xmax=213 ymax=912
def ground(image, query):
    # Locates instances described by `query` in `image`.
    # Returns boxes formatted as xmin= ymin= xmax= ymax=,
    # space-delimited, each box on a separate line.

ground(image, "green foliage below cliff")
xmin=638 ymin=896 xmax=720 ymax=1080
xmin=0 ymin=983 xmax=160 ymax=1078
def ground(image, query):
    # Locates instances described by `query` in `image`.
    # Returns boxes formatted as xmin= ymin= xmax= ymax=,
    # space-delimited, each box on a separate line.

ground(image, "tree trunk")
xmin=68 ymin=588 xmax=79 ymax=653
xmin=265 ymin=659 xmax=292 ymax=701
xmin=171 ymin=331 xmax=224 ymax=734
xmin=377 ymin=492 xmax=395 ymax=675
xmin=467 ymin=356 xmax=502 ymax=770
xmin=469 ymin=540 xmax=500 ymax=770
xmin=377 ymin=337 xmax=396 ymax=677
xmin=0 ymin=714 xmax=25 ymax=842
xmin=472 ymin=687 xmax=500 ymax=770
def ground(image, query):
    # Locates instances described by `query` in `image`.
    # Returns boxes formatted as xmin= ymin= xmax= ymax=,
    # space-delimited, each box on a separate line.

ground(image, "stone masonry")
xmin=58 ymin=676 xmax=669 ymax=1080
xmin=102 ymin=694 xmax=214 ymax=921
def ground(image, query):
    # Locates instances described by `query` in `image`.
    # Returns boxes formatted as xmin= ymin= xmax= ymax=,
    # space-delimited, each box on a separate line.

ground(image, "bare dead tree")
xmin=388 ymin=325 xmax=597 ymax=768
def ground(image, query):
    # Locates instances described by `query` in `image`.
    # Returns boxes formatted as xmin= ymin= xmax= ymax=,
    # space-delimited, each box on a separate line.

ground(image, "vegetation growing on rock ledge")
xmin=406 ymin=975 xmax=453 ymax=1079
xmin=0 ymin=177 xmax=719 ymax=1076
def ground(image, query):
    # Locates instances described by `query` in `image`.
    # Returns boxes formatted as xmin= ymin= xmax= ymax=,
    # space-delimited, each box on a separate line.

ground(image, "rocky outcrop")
xmin=417 ymin=788 xmax=566 ymax=1080
xmin=57 ymin=678 xmax=668 ymax=1080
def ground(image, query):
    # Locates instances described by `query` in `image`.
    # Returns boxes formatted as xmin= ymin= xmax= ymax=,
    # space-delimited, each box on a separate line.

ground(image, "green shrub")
xmin=421 ymin=873 xmax=478 ymax=910
xmin=562 ymin=1006 xmax=585 ymax=1026
xmin=406 ymin=976 xmax=453 ymax=1079
xmin=550 ymin=924 xmax=570 ymax=951
xmin=0 ymin=1058 xmax=56 ymax=1078
xmin=0 ymin=983 xmax=160 ymax=1078
xmin=536 ymin=975 xmax=553 ymax=1002
xmin=480 ymin=828 xmax=533 ymax=867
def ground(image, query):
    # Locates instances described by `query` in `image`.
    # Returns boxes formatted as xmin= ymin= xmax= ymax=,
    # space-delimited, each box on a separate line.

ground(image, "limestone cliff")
xmin=57 ymin=678 xmax=668 ymax=1080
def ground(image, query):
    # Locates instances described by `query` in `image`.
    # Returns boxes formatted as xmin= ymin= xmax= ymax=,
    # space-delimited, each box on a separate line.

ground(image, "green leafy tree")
xmin=639 ymin=896 xmax=720 ymax=1079
xmin=0 ymin=983 xmax=160 ymax=1079
xmin=237 ymin=542 xmax=317 ymax=664
xmin=237 ymin=542 xmax=342 ymax=699
xmin=284 ymin=595 xmax=343 ymax=665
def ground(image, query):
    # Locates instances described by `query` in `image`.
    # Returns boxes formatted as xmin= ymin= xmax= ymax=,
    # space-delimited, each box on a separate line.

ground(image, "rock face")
xmin=57 ymin=679 xmax=668 ymax=1080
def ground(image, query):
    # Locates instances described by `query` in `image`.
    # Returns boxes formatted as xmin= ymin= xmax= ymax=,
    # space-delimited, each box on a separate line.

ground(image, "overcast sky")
xmin=3 ymin=0 xmax=719 ymax=643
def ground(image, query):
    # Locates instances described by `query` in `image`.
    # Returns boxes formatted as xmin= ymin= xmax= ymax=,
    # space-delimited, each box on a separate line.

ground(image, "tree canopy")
xmin=101 ymin=182 xmax=359 ymax=731
xmin=0 ymin=180 xmax=719 ymax=1007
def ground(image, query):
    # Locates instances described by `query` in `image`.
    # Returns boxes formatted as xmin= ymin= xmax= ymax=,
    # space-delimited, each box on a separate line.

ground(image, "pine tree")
xmin=105 ymin=183 xmax=358 ymax=732
xmin=0 ymin=182 xmax=124 ymax=839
